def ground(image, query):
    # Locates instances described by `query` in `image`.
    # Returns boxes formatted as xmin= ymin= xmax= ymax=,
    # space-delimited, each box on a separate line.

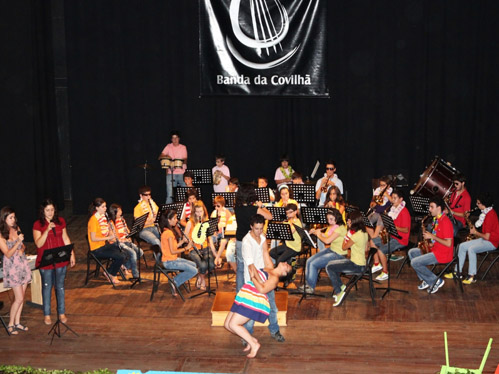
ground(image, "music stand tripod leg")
xmin=190 ymin=248 xmax=216 ymax=299
xmin=375 ymin=241 xmax=409 ymax=299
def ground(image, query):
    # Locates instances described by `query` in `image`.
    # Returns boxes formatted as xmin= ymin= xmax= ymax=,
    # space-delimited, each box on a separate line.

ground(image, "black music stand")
xmin=409 ymin=195 xmax=430 ymax=215
xmin=289 ymin=184 xmax=316 ymax=204
xmin=254 ymin=188 xmax=271 ymax=204
xmin=159 ymin=203 xmax=185 ymax=221
xmin=360 ymin=211 xmax=375 ymax=229
xmin=375 ymin=213 xmax=408 ymax=300
xmin=175 ymin=186 xmax=202 ymax=203
xmin=38 ymin=244 xmax=79 ymax=344
xmin=186 ymin=169 xmax=213 ymax=185
xmin=267 ymin=207 xmax=287 ymax=222
xmin=128 ymin=213 xmax=148 ymax=288
xmin=211 ymin=192 xmax=236 ymax=208
xmin=190 ymin=218 xmax=219 ymax=299
xmin=266 ymin=222 xmax=294 ymax=242
xmin=291 ymin=209 xmax=326 ymax=303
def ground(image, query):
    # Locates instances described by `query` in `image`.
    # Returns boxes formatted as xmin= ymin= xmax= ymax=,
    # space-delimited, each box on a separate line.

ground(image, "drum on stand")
xmin=160 ymin=156 xmax=172 ymax=169
xmin=411 ymin=157 xmax=458 ymax=198
xmin=173 ymin=159 xmax=184 ymax=169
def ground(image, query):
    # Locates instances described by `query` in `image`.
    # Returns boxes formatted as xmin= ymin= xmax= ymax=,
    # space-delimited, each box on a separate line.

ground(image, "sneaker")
xmin=428 ymin=279 xmax=445 ymax=294
xmin=462 ymin=276 xmax=476 ymax=285
xmin=417 ymin=280 xmax=429 ymax=290
xmin=341 ymin=284 xmax=346 ymax=292
xmin=371 ymin=264 xmax=383 ymax=273
xmin=444 ymin=272 xmax=454 ymax=279
xmin=375 ymin=272 xmax=389 ymax=281
xmin=333 ymin=290 xmax=346 ymax=307
xmin=297 ymin=285 xmax=314 ymax=294
xmin=390 ymin=255 xmax=404 ymax=262
xmin=270 ymin=331 xmax=285 ymax=342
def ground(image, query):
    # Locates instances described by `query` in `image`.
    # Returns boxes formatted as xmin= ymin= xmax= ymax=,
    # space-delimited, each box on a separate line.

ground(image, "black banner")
xmin=199 ymin=0 xmax=328 ymax=97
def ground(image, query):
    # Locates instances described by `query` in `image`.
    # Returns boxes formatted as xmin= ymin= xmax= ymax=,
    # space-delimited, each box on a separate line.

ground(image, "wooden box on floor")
xmin=211 ymin=291 xmax=288 ymax=327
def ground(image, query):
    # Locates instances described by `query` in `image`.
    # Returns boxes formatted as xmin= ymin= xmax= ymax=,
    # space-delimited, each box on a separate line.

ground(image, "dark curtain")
xmin=0 ymin=1 xmax=63 ymax=239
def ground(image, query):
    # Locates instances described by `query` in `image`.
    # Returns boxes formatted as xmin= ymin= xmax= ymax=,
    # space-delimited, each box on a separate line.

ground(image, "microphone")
xmin=51 ymin=219 xmax=56 ymax=236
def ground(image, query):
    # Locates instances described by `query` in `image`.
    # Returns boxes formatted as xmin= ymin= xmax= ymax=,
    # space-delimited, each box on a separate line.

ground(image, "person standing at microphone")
xmin=33 ymin=199 xmax=75 ymax=325
xmin=0 ymin=206 xmax=31 ymax=335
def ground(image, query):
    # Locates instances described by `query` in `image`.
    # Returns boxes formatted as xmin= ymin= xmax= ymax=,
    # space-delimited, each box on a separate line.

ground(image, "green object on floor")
xmin=440 ymin=332 xmax=493 ymax=374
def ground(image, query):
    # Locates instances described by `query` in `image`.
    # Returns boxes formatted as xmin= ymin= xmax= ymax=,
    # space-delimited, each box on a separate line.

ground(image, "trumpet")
xmin=321 ymin=175 xmax=334 ymax=192
xmin=418 ymin=214 xmax=433 ymax=254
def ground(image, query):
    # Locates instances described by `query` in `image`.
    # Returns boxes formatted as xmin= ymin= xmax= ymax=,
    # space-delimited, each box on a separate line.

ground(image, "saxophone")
xmin=418 ymin=214 xmax=433 ymax=254
xmin=465 ymin=207 xmax=479 ymax=241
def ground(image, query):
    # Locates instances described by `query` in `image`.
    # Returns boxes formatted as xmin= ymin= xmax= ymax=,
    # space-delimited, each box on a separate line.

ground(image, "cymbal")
xmin=137 ymin=163 xmax=153 ymax=169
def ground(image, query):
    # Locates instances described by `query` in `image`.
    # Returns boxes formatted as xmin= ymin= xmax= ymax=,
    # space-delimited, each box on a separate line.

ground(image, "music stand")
xmin=211 ymin=192 xmax=236 ymax=208
xmin=38 ymin=244 xmax=79 ymax=344
xmin=375 ymin=213 xmax=408 ymax=300
xmin=186 ymin=169 xmax=213 ymax=185
xmin=175 ymin=187 xmax=202 ymax=203
xmin=254 ymin=188 xmax=271 ymax=204
xmin=344 ymin=205 xmax=360 ymax=214
xmin=292 ymin=208 xmax=326 ymax=303
xmin=127 ymin=213 xmax=148 ymax=288
xmin=409 ymin=195 xmax=430 ymax=215
xmin=267 ymin=207 xmax=287 ymax=222
xmin=289 ymin=184 xmax=316 ymax=204
xmin=159 ymin=203 xmax=184 ymax=221
xmin=190 ymin=218 xmax=219 ymax=299
xmin=360 ymin=211 xmax=375 ymax=229
xmin=266 ymin=222 xmax=294 ymax=242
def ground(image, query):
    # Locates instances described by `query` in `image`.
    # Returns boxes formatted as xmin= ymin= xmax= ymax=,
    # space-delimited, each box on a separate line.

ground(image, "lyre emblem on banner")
xmin=226 ymin=0 xmax=300 ymax=69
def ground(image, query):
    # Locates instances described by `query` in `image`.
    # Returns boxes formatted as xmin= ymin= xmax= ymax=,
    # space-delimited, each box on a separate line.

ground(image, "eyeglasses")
xmin=326 ymin=167 xmax=334 ymax=171
xmin=453 ymin=182 xmax=460 ymax=186
xmin=215 ymin=205 xmax=222 ymax=208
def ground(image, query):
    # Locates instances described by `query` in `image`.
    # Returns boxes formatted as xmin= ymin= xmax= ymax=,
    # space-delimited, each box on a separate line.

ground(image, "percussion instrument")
xmin=173 ymin=159 xmax=184 ymax=169
xmin=411 ymin=157 xmax=458 ymax=198
xmin=159 ymin=156 xmax=172 ymax=169
xmin=213 ymin=170 xmax=223 ymax=185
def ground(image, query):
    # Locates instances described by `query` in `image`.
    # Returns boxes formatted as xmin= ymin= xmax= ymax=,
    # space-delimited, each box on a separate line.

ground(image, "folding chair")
xmin=84 ymin=235 xmax=126 ymax=289
xmin=340 ymin=247 xmax=378 ymax=306
xmin=476 ymin=246 xmax=499 ymax=280
xmin=150 ymin=245 xmax=187 ymax=302
xmin=395 ymin=243 xmax=416 ymax=278
xmin=428 ymin=243 xmax=464 ymax=294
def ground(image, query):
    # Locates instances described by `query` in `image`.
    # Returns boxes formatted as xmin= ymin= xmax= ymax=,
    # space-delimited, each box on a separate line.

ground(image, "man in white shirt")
xmin=315 ymin=161 xmax=344 ymax=206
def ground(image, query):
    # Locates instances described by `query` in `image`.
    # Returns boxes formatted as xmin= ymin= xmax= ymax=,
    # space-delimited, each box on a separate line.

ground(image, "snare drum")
xmin=173 ymin=159 xmax=184 ymax=169
xmin=412 ymin=157 xmax=458 ymax=198
xmin=159 ymin=156 xmax=172 ymax=169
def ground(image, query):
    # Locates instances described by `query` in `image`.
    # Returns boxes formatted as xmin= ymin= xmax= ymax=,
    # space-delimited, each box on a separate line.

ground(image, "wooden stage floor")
xmin=1 ymin=215 xmax=498 ymax=373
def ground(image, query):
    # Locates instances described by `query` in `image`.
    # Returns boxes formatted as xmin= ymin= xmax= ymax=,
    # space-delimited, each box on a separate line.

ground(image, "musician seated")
xmin=449 ymin=193 xmax=499 ymax=284
xmin=275 ymin=185 xmax=299 ymax=212
xmin=298 ymin=209 xmax=347 ymax=294
xmin=408 ymin=197 xmax=454 ymax=294
xmin=88 ymin=198 xmax=127 ymax=285
xmin=325 ymin=211 xmax=369 ymax=306
xmin=185 ymin=201 xmax=217 ymax=290
xmin=274 ymin=154 xmax=294 ymax=188
xmin=257 ymin=176 xmax=275 ymax=203
xmin=159 ymin=210 xmax=197 ymax=293
xmin=446 ymin=173 xmax=471 ymax=236
xmin=291 ymin=172 xmax=304 ymax=184
xmin=323 ymin=186 xmax=346 ymax=230
xmin=269 ymin=204 xmax=302 ymax=284
xmin=183 ymin=171 xmax=195 ymax=188
xmin=133 ymin=186 xmax=160 ymax=246
xmin=366 ymin=176 xmax=393 ymax=239
xmin=226 ymin=177 xmax=239 ymax=193
xmin=212 ymin=154 xmax=231 ymax=193
xmin=210 ymin=196 xmax=233 ymax=268
xmin=108 ymin=203 xmax=143 ymax=279
xmin=315 ymin=161 xmax=344 ymax=206
xmin=370 ymin=189 xmax=411 ymax=281
xmin=180 ymin=188 xmax=198 ymax=227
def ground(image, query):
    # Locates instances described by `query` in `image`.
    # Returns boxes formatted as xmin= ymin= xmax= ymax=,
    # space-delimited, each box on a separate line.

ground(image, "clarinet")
xmin=105 ymin=212 xmax=124 ymax=252
xmin=148 ymin=200 xmax=162 ymax=237
xmin=176 ymin=223 xmax=202 ymax=258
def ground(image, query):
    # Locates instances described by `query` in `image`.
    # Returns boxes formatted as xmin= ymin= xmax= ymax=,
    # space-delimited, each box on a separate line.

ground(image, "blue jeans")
xmin=40 ymin=266 xmax=67 ymax=316
xmin=138 ymin=226 xmax=161 ymax=246
xmin=121 ymin=241 xmax=143 ymax=278
xmin=457 ymin=239 xmax=495 ymax=275
xmin=189 ymin=248 xmax=215 ymax=275
xmin=317 ymin=238 xmax=326 ymax=252
xmin=166 ymin=173 xmax=185 ymax=204
xmin=162 ymin=258 xmax=198 ymax=287
xmin=305 ymin=250 xmax=344 ymax=290
xmin=92 ymin=243 xmax=127 ymax=276
xmin=244 ymin=289 xmax=279 ymax=335
xmin=408 ymin=248 xmax=439 ymax=286
xmin=236 ymin=240 xmax=244 ymax=292
xmin=325 ymin=259 xmax=365 ymax=294
xmin=372 ymin=237 xmax=404 ymax=255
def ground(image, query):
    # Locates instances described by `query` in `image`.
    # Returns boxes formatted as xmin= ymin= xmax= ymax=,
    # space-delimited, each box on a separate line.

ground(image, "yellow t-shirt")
xmin=160 ymin=229 xmax=178 ymax=262
xmin=134 ymin=199 xmax=158 ymax=229
xmin=286 ymin=218 xmax=302 ymax=253
xmin=349 ymin=230 xmax=368 ymax=267
xmin=329 ymin=225 xmax=348 ymax=255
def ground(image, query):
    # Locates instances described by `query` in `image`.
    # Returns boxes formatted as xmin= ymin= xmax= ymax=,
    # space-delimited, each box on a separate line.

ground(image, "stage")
xmin=1 ymin=215 xmax=498 ymax=373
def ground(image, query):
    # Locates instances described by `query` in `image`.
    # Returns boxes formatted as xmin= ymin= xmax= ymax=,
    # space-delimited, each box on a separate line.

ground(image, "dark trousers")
xmin=92 ymin=243 xmax=127 ymax=276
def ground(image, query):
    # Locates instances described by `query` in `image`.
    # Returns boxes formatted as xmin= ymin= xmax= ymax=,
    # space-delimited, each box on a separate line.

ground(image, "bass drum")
xmin=412 ymin=157 xmax=458 ymax=198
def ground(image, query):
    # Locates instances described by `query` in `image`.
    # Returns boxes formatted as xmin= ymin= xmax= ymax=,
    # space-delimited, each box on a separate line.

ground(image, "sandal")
xmin=14 ymin=323 xmax=28 ymax=332
xmin=104 ymin=272 xmax=121 ymax=285
xmin=7 ymin=325 xmax=18 ymax=335
xmin=44 ymin=316 xmax=52 ymax=325
xmin=59 ymin=314 xmax=68 ymax=323
xmin=196 ymin=277 xmax=202 ymax=289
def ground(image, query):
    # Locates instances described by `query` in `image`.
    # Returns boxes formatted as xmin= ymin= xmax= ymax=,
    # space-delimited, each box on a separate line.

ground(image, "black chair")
xmin=395 ymin=243 xmax=416 ymax=278
xmin=428 ymin=243 xmax=464 ymax=294
xmin=339 ymin=247 xmax=378 ymax=306
xmin=150 ymin=245 xmax=187 ymax=302
xmin=0 ymin=297 xmax=10 ymax=336
xmin=477 ymin=246 xmax=499 ymax=280
xmin=132 ymin=234 xmax=154 ymax=269
xmin=84 ymin=236 xmax=126 ymax=289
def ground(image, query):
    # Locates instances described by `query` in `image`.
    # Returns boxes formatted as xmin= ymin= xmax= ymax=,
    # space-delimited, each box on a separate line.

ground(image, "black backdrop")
xmin=1 ymin=1 xmax=499 ymax=235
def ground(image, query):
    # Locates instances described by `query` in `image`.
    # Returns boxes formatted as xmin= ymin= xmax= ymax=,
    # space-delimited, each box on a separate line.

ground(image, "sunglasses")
xmin=326 ymin=167 xmax=335 ymax=170
xmin=141 ymin=193 xmax=151 ymax=196
xmin=215 ymin=205 xmax=222 ymax=208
